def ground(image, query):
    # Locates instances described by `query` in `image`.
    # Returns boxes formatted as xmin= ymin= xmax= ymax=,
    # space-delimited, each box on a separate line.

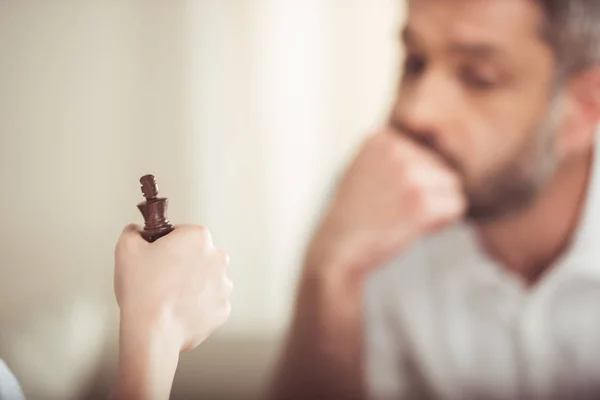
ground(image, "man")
xmin=270 ymin=1 xmax=600 ymax=399
xmin=0 ymin=224 xmax=232 ymax=400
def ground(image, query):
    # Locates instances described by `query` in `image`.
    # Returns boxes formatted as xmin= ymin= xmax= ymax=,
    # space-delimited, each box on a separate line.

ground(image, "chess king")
xmin=137 ymin=174 xmax=174 ymax=243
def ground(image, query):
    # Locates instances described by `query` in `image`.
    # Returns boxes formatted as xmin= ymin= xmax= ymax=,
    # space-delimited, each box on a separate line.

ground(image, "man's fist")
xmin=114 ymin=224 xmax=232 ymax=352
xmin=308 ymin=128 xmax=467 ymax=275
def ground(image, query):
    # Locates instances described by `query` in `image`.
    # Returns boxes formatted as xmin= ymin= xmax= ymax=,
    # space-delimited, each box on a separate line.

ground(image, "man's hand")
xmin=112 ymin=224 xmax=232 ymax=400
xmin=308 ymin=128 xmax=466 ymax=276
xmin=270 ymin=127 xmax=466 ymax=400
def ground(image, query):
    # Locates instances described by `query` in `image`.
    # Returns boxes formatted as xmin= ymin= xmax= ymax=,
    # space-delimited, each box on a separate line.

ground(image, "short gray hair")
xmin=538 ymin=0 xmax=600 ymax=77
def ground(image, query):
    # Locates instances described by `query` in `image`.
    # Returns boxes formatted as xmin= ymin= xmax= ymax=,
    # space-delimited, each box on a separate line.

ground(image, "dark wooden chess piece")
xmin=137 ymin=174 xmax=174 ymax=243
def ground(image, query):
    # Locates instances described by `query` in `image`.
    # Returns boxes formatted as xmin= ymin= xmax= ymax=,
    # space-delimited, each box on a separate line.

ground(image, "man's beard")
xmin=465 ymin=95 xmax=564 ymax=224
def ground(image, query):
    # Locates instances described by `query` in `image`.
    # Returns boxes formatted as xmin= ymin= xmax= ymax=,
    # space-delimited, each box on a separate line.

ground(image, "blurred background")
xmin=0 ymin=1 xmax=402 ymax=398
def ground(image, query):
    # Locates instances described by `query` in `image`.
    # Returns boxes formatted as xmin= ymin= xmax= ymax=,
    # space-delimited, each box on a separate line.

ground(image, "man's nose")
xmin=391 ymin=72 xmax=454 ymax=144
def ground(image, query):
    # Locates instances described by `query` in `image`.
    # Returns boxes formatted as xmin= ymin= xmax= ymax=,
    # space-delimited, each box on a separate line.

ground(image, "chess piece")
xmin=137 ymin=174 xmax=174 ymax=243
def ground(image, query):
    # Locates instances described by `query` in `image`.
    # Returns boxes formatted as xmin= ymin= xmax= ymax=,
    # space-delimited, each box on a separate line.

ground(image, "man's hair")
xmin=538 ymin=0 xmax=600 ymax=77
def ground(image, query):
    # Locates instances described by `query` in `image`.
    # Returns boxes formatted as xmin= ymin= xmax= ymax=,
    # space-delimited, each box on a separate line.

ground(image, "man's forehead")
xmin=405 ymin=0 xmax=546 ymax=51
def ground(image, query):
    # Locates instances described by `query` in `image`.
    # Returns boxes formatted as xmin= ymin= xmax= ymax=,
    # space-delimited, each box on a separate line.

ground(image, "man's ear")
xmin=560 ymin=67 xmax=600 ymax=157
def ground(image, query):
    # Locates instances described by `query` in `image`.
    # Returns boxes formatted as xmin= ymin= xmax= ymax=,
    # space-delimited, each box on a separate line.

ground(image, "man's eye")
xmin=403 ymin=54 xmax=426 ymax=78
xmin=460 ymin=68 xmax=498 ymax=91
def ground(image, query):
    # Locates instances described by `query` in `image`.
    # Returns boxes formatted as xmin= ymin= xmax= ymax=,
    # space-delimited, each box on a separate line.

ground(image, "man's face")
xmin=391 ymin=0 xmax=562 ymax=222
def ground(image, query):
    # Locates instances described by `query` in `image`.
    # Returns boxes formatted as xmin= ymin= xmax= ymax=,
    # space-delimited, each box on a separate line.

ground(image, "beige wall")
xmin=0 ymin=1 xmax=403 ymax=398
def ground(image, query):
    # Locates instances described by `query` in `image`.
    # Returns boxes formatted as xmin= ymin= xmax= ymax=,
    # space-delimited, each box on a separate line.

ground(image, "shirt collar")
xmin=558 ymin=127 xmax=600 ymax=278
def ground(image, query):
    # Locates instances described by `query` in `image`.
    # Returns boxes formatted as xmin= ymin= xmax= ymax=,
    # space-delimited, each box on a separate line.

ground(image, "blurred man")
xmin=0 ymin=224 xmax=232 ymax=400
xmin=271 ymin=1 xmax=600 ymax=399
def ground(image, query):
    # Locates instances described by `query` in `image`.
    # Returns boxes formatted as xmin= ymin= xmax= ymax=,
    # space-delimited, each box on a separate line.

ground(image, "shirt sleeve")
xmin=364 ymin=258 xmax=430 ymax=400
xmin=365 ymin=270 xmax=410 ymax=400
xmin=0 ymin=360 xmax=25 ymax=400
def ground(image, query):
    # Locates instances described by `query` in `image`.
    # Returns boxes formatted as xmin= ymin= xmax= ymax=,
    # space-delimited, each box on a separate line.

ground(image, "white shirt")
xmin=365 ymin=140 xmax=600 ymax=400
xmin=0 ymin=360 xmax=24 ymax=400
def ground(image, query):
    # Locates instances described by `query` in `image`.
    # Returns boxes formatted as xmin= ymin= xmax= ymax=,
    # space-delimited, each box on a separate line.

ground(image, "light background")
xmin=0 ymin=1 xmax=404 ymax=398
